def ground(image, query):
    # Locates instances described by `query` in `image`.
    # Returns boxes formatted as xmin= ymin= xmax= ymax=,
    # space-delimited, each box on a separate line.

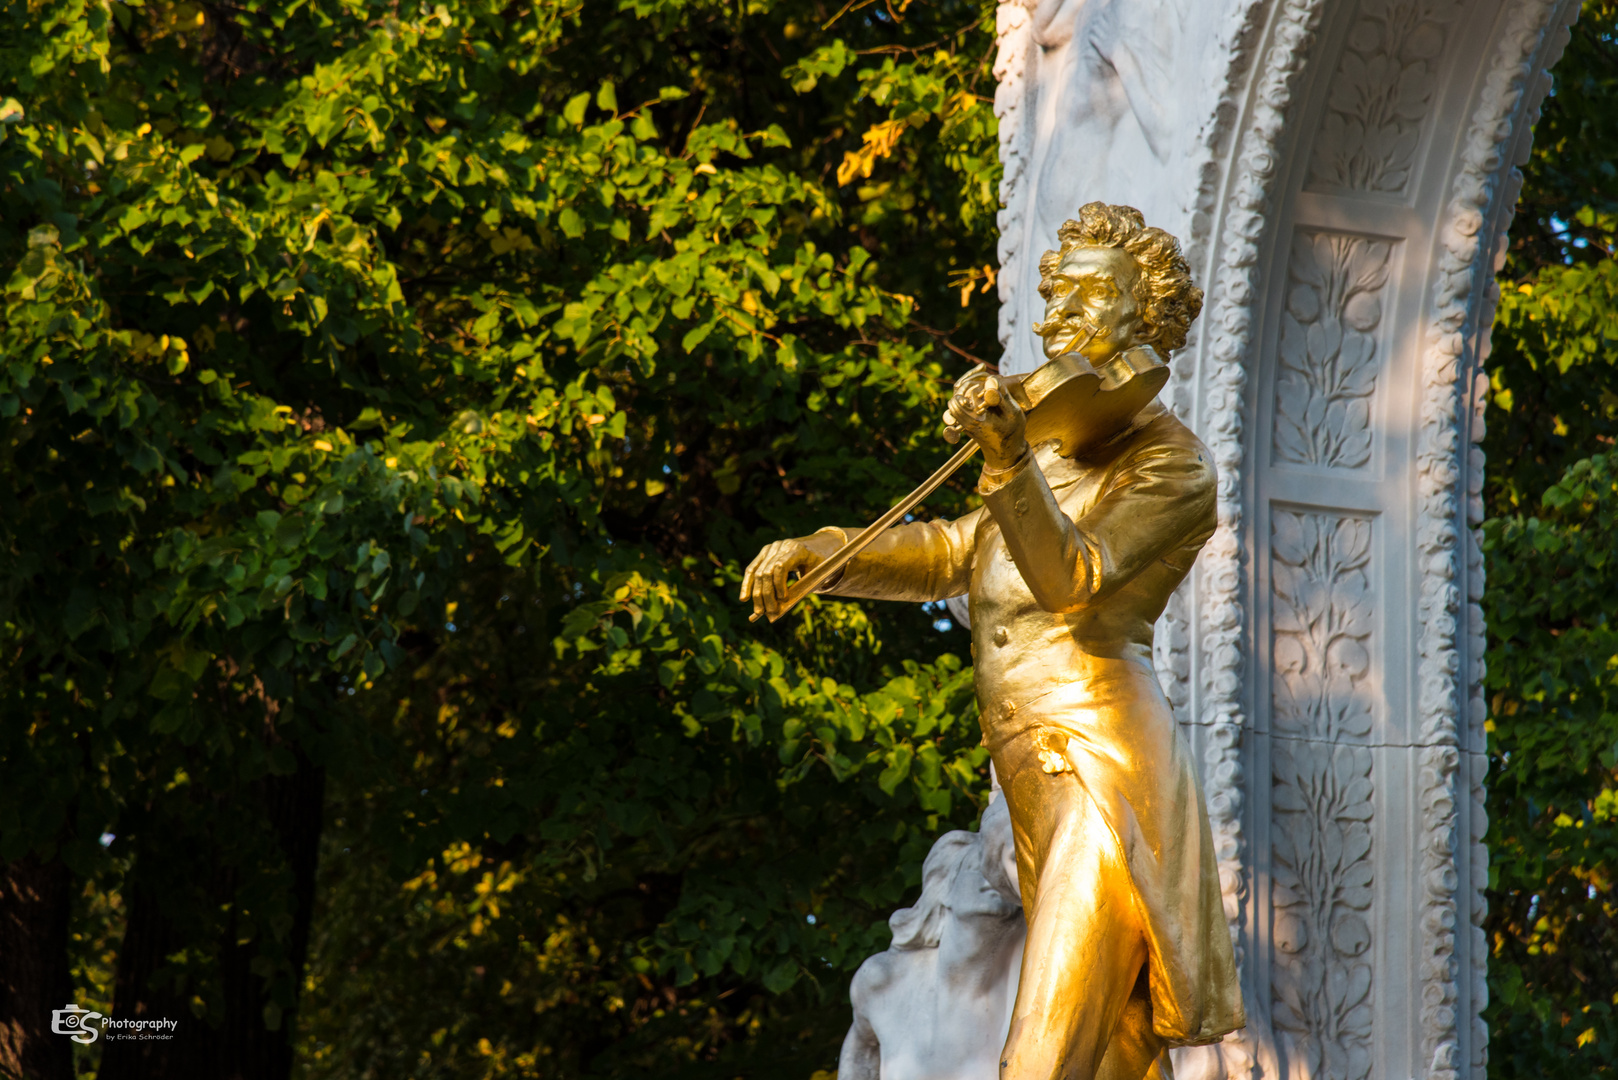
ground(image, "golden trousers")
xmin=994 ymin=725 xmax=1173 ymax=1080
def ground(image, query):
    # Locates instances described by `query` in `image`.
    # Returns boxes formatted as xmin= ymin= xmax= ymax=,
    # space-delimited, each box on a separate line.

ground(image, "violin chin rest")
xmin=1008 ymin=345 xmax=1169 ymax=457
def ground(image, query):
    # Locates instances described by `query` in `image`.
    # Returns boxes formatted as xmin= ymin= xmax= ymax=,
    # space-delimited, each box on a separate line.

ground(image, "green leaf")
xmin=877 ymin=744 xmax=913 ymax=795
xmin=680 ymin=322 xmax=712 ymax=353
xmin=761 ymin=959 xmax=799 ymax=994
xmin=148 ymin=664 xmax=191 ymax=701
xmin=563 ymin=91 xmax=591 ymax=127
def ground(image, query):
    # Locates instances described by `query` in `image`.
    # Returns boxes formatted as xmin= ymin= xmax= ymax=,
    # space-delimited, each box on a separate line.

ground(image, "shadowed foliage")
xmin=1 ymin=1 xmax=1003 ymax=1076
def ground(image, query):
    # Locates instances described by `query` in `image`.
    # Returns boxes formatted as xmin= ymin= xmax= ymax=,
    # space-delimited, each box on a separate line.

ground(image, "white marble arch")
xmin=982 ymin=2 xmax=1581 ymax=1079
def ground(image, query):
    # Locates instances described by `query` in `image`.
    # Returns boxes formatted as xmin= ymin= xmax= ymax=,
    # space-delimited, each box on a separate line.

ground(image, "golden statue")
xmin=742 ymin=203 xmax=1245 ymax=1080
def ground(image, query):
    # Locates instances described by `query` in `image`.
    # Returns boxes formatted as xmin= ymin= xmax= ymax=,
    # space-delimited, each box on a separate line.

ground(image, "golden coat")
xmin=818 ymin=403 xmax=1244 ymax=1047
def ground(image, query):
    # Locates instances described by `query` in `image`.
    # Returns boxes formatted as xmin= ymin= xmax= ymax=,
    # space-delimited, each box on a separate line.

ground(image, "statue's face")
xmin=1038 ymin=245 xmax=1144 ymax=362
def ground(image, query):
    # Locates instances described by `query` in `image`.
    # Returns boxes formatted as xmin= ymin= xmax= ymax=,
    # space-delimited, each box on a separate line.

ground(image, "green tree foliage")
xmin=1484 ymin=457 xmax=1618 ymax=1075
xmin=0 ymin=0 xmax=1006 ymax=1075
xmin=1483 ymin=2 xmax=1618 ymax=1075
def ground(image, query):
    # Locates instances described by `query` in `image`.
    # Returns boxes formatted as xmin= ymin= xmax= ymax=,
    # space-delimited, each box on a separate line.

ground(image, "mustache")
xmin=1032 ymin=314 xmax=1100 ymax=356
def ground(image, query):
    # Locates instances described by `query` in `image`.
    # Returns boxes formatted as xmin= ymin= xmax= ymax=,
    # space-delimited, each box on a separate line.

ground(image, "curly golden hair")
xmin=1036 ymin=202 xmax=1203 ymax=358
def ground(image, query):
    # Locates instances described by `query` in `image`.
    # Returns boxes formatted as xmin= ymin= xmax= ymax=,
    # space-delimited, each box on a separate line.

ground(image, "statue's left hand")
xmin=944 ymin=367 xmax=1029 ymax=470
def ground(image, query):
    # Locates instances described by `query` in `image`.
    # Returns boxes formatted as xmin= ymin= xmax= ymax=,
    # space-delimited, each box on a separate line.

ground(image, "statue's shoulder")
xmin=1136 ymin=405 xmax=1206 ymax=448
xmin=1057 ymin=406 xmax=1215 ymax=488
xmin=1130 ymin=409 xmax=1216 ymax=481
xmin=850 ymin=948 xmax=903 ymax=1003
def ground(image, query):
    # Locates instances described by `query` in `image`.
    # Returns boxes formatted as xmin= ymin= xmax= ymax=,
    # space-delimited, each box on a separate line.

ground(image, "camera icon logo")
xmin=51 ymin=1004 xmax=103 ymax=1045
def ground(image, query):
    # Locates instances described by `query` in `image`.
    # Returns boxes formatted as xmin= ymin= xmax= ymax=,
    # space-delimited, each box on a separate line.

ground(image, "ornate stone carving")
xmin=1154 ymin=581 xmax=1193 ymax=726
xmin=993 ymin=1 xmax=1038 ymax=354
xmin=1273 ymin=233 xmax=1393 ymax=470
xmin=1416 ymin=743 xmax=1461 ymax=1080
xmin=1416 ymin=5 xmax=1578 ymax=1076
xmin=1269 ymin=510 xmax=1376 ymax=1080
xmin=1271 ymin=511 xmax=1375 ymax=741
xmin=1197 ymin=12 xmax=1333 ymax=1063
xmin=1270 ymin=738 xmax=1376 ymax=1080
xmin=1308 ymin=0 xmax=1461 ymax=194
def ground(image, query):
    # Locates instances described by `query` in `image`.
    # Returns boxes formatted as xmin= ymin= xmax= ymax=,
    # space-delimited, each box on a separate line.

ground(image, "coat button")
xmin=1013 ymin=496 xmax=1029 ymax=515
xmin=993 ymin=626 xmax=1009 ymax=646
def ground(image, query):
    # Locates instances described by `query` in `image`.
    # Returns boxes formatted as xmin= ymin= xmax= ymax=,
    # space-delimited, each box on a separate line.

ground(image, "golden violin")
xmin=750 ymin=343 xmax=1170 ymax=623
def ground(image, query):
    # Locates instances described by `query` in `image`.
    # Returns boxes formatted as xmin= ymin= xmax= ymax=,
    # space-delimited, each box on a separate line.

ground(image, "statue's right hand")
xmin=740 ymin=538 xmax=822 ymax=622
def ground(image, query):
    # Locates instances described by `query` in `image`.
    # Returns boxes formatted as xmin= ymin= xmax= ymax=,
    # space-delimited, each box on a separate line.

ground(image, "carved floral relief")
xmin=1270 ymin=510 xmax=1377 ymax=1080
xmin=1273 ymin=232 xmax=1393 ymax=471
xmin=1308 ymin=0 xmax=1461 ymax=194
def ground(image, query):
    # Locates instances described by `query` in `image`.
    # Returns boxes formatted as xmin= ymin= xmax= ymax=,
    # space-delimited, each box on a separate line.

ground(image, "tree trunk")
xmin=99 ymin=753 xmax=325 ymax=1080
xmin=98 ymin=877 xmax=213 ymax=1079
xmin=215 ymin=759 xmax=325 ymax=1080
xmin=0 ymin=855 xmax=74 ymax=1080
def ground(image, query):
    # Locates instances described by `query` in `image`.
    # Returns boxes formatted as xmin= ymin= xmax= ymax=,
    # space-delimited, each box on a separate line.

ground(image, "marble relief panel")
xmin=1308 ymin=0 xmax=1462 ymax=195
xmin=1273 ymin=232 xmax=1394 ymax=471
xmin=1270 ymin=510 xmax=1377 ymax=1080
